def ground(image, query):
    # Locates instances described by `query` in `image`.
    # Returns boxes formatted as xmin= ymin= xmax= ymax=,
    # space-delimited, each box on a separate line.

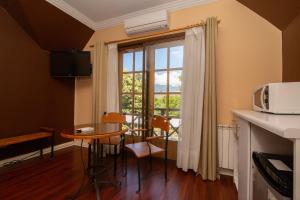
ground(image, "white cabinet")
xmin=234 ymin=110 xmax=300 ymax=200
xmin=237 ymin=118 xmax=251 ymax=200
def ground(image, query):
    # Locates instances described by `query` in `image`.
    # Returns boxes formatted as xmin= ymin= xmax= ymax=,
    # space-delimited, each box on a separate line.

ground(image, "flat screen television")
xmin=50 ymin=50 xmax=92 ymax=77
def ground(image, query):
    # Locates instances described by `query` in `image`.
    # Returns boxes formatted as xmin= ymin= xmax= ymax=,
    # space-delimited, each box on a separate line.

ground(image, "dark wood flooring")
xmin=0 ymin=146 xmax=237 ymax=200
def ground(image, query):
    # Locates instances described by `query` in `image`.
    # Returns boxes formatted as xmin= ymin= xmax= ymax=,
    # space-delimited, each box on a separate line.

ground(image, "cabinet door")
xmin=237 ymin=118 xmax=251 ymax=200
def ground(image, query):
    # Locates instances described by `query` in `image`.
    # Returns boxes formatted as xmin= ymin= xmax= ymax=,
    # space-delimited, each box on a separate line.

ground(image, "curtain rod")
xmin=89 ymin=20 xmax=220 ymax=47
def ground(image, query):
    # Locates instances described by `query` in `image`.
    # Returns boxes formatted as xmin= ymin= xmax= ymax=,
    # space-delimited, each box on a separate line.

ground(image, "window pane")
xmin=122 ymin=108 xmax=132 ymax=115
xmin=133 ymin=115 xmax=143 ymax=129
xmin=122 ymin=73 xmax=133 ymax=93
xmin=155 ymin=48 xmax=167 ymax=69
xmin=122 ymin=94 xmax=132 ymax=112
xmin=134 ymin=73 xmax=143 ymax=93
xmin=134 ymin=95 xmax=142 ymax=109
xmin=154 ymin=71 xmax=167 ymax=92
xmin=169 ymin=118 xmax=181 ymax=140
xmin=134 ymin=108 xmax=142 ymax=115
xmin=169 ymin=70 xmax=182 ymax=92
xmin=170 ymin=46 xmax=184 ymax=68
xmin=123 ymin=52 xmax=133 ymax=72
xmin=154 ymin=94 xmax=167 ymax=116
xmin=170 ymin=118 xmax=181 ymax=128
xmin=135 ymin=51 xmax=143 ymax=71
xmin=169 ymin=94 xmax=181 ymax=109
xmin=169 ymin=94 xmax=181 ymax=117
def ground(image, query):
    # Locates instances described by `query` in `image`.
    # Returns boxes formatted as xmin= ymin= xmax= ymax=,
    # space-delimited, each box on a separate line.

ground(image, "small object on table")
xmin=75 ymin=127 xmax=94 ymax=133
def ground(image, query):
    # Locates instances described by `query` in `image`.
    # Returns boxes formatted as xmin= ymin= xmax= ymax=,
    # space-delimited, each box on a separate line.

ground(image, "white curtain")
xmin=177 ymin=27 xmax=206 ymax=172
xmin=106 ymin=43 xmax=119 ymax=112
xmin=105 ymin=43 xmax=120 ymax=154
xmin=91 ymin=42 xmax=119 ymax=155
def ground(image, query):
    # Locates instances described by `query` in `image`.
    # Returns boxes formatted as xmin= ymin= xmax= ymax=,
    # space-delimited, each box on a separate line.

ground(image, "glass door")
xmin=148 ymin=40 xmax=184 ymax=140
xmin=120 ymin=48 xmax=146 ymax=135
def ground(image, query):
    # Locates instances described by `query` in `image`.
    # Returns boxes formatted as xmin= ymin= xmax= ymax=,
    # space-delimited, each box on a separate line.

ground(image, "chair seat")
xmin=125 ymin=142 xmax=164 ymax=158
xmin=99 ymin=136 xmax=121 ymax=145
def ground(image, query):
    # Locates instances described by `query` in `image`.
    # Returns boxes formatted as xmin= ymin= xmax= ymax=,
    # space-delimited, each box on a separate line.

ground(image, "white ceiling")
xmin=63 ymin=0 xmax=176 ymax=22
xmin=46 ymin=0 xmax=217 ymax=30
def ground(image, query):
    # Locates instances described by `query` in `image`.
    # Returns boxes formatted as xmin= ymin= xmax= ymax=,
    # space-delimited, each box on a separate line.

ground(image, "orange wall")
xmin=75 ymin=0 xmax=282 ymax=125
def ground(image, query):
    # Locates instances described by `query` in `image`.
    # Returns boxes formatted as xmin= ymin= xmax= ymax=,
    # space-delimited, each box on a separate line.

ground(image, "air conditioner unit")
xmin=124 ymin=10 xmax=169 ymax=35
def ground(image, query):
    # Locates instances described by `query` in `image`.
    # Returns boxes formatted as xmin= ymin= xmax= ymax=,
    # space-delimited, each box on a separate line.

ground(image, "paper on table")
xmin=77 ymin=127 xmax=94 ymax=133
xmin=268 ymin=159 xmax=292 ymax=172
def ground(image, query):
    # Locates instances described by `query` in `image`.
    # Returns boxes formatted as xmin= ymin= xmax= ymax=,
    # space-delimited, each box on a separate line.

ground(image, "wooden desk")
xmin=61 ymin=123 xmax=127 ymax=200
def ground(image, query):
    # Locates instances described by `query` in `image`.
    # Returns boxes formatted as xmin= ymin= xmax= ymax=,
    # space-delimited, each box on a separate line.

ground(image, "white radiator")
xmin=217 ymin=124 xmax=237 ymax=171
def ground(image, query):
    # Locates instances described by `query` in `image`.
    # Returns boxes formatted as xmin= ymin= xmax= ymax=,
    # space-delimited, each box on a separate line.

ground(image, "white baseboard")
xmin=234 ymin=176 xmax=238 ymax=190
xmin=0 ymin=141 xmax=74 ymax=167
xmin=74 ymin=139 xmax=89 ymax=148
xmin=218 ymin=167 xmax=234 ymax=177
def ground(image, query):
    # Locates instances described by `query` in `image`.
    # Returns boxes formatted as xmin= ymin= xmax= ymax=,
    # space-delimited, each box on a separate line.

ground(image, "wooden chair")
xmin=99 ymin=112 xmax=126 ymax=176
xmin=124 ymin=115 xmax=170 ymax=193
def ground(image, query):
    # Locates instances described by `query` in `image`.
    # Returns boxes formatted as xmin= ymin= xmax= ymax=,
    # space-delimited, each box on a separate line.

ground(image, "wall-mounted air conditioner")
xmin=124 ymin=10 xmax=169 ymax=35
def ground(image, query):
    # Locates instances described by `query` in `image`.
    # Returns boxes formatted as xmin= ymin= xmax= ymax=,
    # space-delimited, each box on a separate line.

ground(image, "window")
xmin=120 ymin=40 xmax=184 ymax=140
xmin=152 ymin=42 xmax=184 ymax=140
xmin=121 ymin=50 xmax=145 ymax=131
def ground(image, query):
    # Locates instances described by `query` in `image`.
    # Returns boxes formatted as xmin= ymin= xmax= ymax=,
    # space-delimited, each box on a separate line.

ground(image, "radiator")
xmin=217 ymin=124 xmax=237 ymax=170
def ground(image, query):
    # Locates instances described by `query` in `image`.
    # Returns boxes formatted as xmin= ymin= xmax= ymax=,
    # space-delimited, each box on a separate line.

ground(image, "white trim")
xmin=46 ymin=0 xmax=217 ymax=30
xmin=45 ymin=0 xmax=96 ymax=30
xmin=74 ymin=139 xmax=89 ymax=148
xmin=218 ymin=168 xmax=234 ymax=177
xmin=95 ymin=0 xmax=217 ymax=29
xmin=0 ymin=141 xmax=74 ymax=167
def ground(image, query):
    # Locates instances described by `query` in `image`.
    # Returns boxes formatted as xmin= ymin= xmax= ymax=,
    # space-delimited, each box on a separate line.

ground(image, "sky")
xmin=123 ymin=45 xmax=184 ymax=91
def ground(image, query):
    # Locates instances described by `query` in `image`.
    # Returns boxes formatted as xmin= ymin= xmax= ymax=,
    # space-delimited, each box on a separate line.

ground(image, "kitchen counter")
xmin=233 ymin=110 xmax=300 ymax=139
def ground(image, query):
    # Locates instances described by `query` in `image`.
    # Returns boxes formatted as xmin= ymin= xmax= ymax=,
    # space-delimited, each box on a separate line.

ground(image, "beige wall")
xmin=75 ymin=0 xmax=282 ymax=125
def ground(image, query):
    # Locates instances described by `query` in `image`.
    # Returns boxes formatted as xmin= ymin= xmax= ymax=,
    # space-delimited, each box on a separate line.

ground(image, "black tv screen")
xmin=50 ymin=51 xmax=92 ymax=77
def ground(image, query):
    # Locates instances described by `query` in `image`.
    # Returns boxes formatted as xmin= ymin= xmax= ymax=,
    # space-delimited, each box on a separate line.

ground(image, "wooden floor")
xmin=0 ymin=146 xmax=237 ymax=200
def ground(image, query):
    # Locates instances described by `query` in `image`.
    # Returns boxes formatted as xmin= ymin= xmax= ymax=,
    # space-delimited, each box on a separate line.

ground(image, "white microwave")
xmin=253 ymin=82 xmax=300 ymax=114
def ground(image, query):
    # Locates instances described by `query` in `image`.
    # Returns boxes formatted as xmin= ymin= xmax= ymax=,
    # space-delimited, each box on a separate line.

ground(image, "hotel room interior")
xmin=0 ymin=0 xmax=300 ymax=199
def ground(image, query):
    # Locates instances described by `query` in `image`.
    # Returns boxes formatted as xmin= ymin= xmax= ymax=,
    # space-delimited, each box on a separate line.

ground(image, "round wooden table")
xmin=61 ymin=123 xmax=127 ymax=200
xmin=61 ymin=123 xmax=127 ymax=140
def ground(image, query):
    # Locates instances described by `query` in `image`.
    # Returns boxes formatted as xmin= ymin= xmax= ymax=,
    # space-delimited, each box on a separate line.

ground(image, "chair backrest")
xmin=151 ymin=115 xmax=169 ymax=132
xmin=102 ymin=112 xmax=126 ymax=124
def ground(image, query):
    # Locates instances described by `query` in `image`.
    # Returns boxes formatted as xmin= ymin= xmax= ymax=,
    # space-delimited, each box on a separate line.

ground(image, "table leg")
xmin=294 ymin=139 xmax=300 ymax=200
xmin=50 ymin=132 xmax=54 ymax=158
xmin=94 ymin=179 xmax=101 ymax=200
xmin=93 ymin=141 xmax=102 ymax=200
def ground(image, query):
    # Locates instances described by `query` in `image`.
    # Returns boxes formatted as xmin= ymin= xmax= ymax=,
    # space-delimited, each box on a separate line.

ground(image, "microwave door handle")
xmin=261 ymin=87 xmax=266 ymax=110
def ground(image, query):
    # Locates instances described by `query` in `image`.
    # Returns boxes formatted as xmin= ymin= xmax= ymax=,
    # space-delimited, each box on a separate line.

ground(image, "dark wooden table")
xmin=60 ymin=123 xmax=127 ymax=200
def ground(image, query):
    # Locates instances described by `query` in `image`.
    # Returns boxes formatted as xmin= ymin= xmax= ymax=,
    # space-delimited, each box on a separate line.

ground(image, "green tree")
xmin=122 ymin=73 xmax=181 ymax=118
xmin=122 ymin=73 xmax=143 ymax=114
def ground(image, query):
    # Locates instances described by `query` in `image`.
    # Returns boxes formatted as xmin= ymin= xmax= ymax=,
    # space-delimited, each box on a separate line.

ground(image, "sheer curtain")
xmin=92 ymin=42 xmax=119 ymax=123
xmin=91 ymin=42 xmax=120 ymax=155
xmin=106 ymin=43 xmax=119 ymax=113
xmin=177 ymin=27 xmax=206 ymax=172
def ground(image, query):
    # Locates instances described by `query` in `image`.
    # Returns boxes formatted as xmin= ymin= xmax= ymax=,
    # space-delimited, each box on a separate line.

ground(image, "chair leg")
xmin=136 ymin=158 xmax=141 ymax=193
xmin=100 ymin=144 xmax=104 ymax=158
xmin=123 ymin=148 xmax=127 ymax=177
xmin=88 ymin=144 xmax=92 ymax=170
xmin=96 ymin=139 xmax=100 ymax=159
xmin=149 ymin=154 xmax=152 ymax=172
xmin=121 ymin=136 xmax=125 ymax=160
xmin=50 ymin=133 xmax=54 ymax=158
xmin=114 ymin=145 xmax=117 ymax=176
xmin=164 ymin=152 xmax=168 ymax=182
xmin=40 ymin=148 xmax=43 ymax=159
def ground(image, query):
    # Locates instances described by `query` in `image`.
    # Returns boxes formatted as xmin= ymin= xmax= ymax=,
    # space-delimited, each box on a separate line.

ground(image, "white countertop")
xmin=233 ymin=110 xmax=300 ymax=139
